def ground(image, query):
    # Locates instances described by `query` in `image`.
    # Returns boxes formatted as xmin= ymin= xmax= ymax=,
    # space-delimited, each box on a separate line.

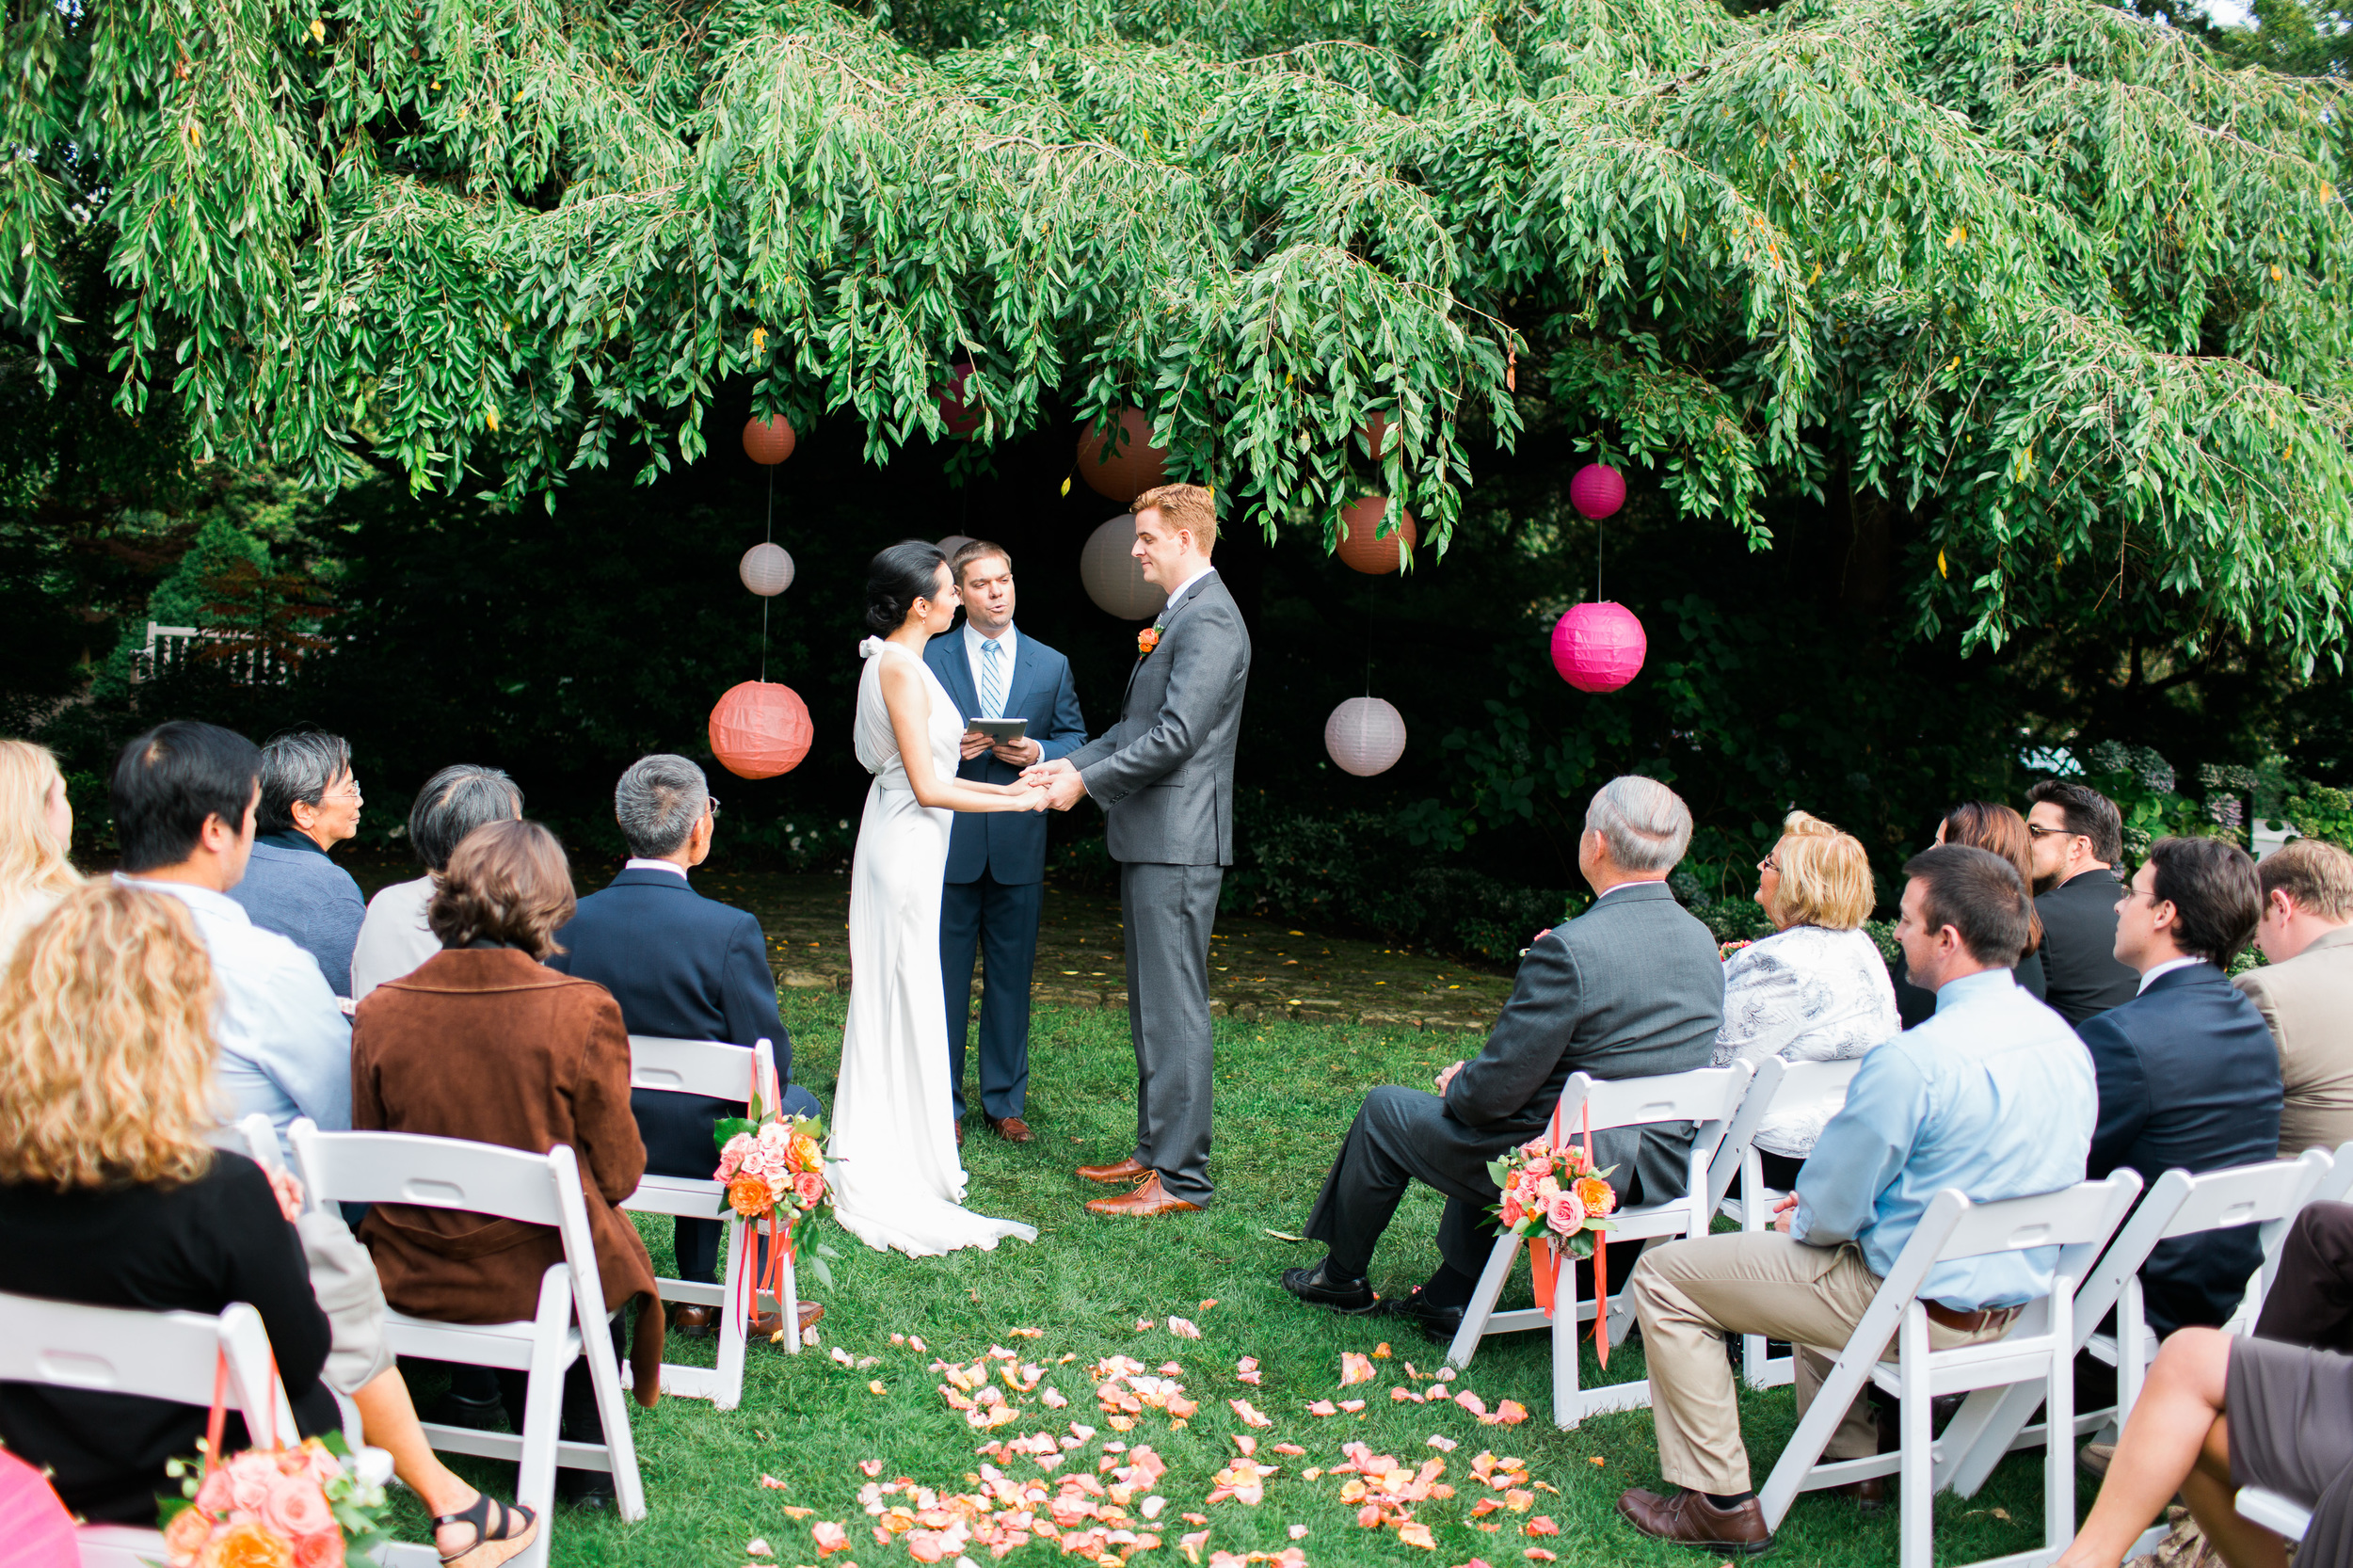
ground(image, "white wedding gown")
xmin=826 ymin=636 xmax=1037 ymax=1256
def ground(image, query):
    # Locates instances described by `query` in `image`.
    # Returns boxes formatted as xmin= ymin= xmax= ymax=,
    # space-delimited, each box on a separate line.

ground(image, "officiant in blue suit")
xmin=924 ymin=539 xmax=1089 ymax=1144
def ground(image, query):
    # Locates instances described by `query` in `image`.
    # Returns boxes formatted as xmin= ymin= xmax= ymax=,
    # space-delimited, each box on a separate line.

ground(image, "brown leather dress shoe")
xmin=1077 ymin=1155 xmax=1149 ymax=1184
xmin=667 ymin=1304 xmax=716 ymax=1339
xmin=990 ymin=1116 xmax=1034 ymax=1144
xmin=1084 ymin=1172 xmax=1203 ymax=1218
xmin=1616 ymin=1488 xmax=1774 ymax=1554
xmin=750 ymin=1300 xmax=826 ymax=1341
xmin=1833 ymin=1476 xmax=1886 ymax=1512
xmin=955 ymin=1120 xmax=965 ymax=1145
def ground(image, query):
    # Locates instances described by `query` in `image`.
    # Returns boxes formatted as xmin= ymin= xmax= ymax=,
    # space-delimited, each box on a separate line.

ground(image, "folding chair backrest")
xmin=2304 ymin=1143 xmax=2353 ymax=1207
xmin=1881 ymin=1178 xmax=2142 ymax=1305
xmin=289 ymin=1123 xmax=568 ymax=1228
xmin=1707 ymin=1056 xmax=1865 ymax=1215
xmin=1560 ymin=1064 xmax=1754 ymax=1137
xmin=0 ymin=1294 xmax=296 ymax=1445
xmin=629 ymin=1035 xmax=777 ymax=1110
xmin=2072 ymin=1154 xmax=2327 ymax=1336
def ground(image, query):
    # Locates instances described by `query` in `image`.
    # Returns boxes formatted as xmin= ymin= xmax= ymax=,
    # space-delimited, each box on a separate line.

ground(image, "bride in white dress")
xmin=828 ymin=541 xmax=1047 ymax=1256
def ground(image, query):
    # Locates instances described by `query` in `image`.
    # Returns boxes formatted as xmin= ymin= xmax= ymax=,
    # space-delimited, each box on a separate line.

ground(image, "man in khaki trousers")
xmin=1618 ymin=844 xmax=2101 ymax=1555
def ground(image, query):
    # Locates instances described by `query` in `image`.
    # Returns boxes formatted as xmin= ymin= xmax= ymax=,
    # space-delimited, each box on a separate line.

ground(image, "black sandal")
xmin=433 ymin=1492 xmax=538 ymax=1565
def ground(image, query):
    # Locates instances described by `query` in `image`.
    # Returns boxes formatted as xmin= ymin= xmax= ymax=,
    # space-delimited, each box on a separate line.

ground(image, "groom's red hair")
xmin=1133 ymin=484 xmax=1216 ymax=554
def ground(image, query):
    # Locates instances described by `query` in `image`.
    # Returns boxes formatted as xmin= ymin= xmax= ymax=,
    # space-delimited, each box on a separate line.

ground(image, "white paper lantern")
xmin=1325 ymin=696 xmax=1407 ymax=776
xmin=937 ymin=534 xmax=975 ymax=557
xmin=1079 ymin=512 xmax=1167 ymax=620
xmin=739 ymin=542 xmax=795 ymax=597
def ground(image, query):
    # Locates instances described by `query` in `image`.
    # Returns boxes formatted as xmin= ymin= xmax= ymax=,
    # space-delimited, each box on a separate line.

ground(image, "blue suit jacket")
xmin=544 ymin=868 xmax=797 ymax=1176
xmin=2080 ymin=962 xmax=2284 ymax=1336
xmin=923 ymin=627 xmax=1087 ymax=885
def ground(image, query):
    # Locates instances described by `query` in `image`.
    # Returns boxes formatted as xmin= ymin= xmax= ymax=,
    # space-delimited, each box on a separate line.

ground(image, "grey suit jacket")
xmin=1065 ymin=572 xmax=1251 ymax=867
xmin=1444 ymin=881 xmax=1728 ymax=1201
xmin=2236 ymin=925 xmax=2353 ymax=1159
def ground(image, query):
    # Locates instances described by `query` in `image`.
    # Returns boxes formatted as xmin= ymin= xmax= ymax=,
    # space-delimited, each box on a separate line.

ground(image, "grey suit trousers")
xmin=1122 ymin=860 xmax=1221 ymax=1206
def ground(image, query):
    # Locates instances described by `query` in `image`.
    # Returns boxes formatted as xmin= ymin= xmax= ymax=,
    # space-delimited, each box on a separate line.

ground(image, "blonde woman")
xmin=0 ymin=739 xmax=81 ymax=961
xmin=1711 ymin=809 xmax=1901 ymax=1187
xmin=0 ymin=884 xmax=536 ymax=1565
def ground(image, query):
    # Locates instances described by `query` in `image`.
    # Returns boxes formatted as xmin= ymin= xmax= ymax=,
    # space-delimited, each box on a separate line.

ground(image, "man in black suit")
xmin=923 ymin=540 xmax=1087 ymax=1145
xmin=547 ymin=753 xmax=823 ymax=1341
xmin=2026 ymin=778 xmax=2142 ymax=1024
xmin=1281 ymin=776 xmax=1726 ymax=1339
xmin=2081 ymin=835 xmax=2281 ymax=1336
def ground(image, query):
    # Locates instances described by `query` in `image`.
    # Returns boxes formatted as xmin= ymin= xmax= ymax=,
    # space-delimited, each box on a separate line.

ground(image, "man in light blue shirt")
xmin=1619 ymin=843 xmax=2097 ymax=1555
xmin=109 ymin=721 xmax=352 ymax=1145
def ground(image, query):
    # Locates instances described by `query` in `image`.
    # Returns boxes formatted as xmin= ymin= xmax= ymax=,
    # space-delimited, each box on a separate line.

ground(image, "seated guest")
xmin=351 ymin=763 xmax=523 ymax=1001
xmin=548 ymin=753 xmax=823 ymax=1343
xmin=1617 ymin=845 xmax=2095 ymax=1553
xmin=2254 ymin=1199 xmax=2353 ymax=1354
xmin=1712 ymin=809 xmax=1899 ymax=1189
xmin=111 ymin=720 xmax=350 ymax=1141
xmin=1893 ymin=801 xmax=2047 ymax=1026
xmin=2234 ymin=838 xmax=2353 ymax=1158
xmin=0 ymin=739 xmax=82 ymax=963
xmin=2026 ymin=778 xmax=2141 ymax=1024
xmin=0 ymin=884 xmax=536 ymax=1564
xmin=1282 ymin=776 xmax=1725 ymax=1340
xmin=2081 ymin=836 xmax=2280 ymax=1337
xmin=352 ymin=820 xmax=663 ymax=1509
xmin=227 ymin=729 xmax=368 ymax=997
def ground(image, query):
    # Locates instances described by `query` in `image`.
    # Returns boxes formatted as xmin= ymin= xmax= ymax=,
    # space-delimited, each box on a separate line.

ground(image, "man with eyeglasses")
xmin=2025 ymin=779 xmax=2142 ymax=1024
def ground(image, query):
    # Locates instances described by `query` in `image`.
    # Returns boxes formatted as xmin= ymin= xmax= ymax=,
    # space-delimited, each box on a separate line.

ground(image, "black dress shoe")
xmin=1280 ymin=1260 xmax=1378 ymax=1315
xmin=424 ymin=1388 xmax=507 ymax=1432
xmin=558 ymin=1468 xmax=616 ymax=1510
xmin=1380 ymin=1287 xmax=1466 ymax=1344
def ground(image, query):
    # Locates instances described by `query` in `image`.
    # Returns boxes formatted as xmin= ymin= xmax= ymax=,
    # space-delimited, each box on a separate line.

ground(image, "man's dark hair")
xmin=951 ymin=538 xmax=1012 ymax=585
xmin=408 ymin=763 xmax=523 ymax=872
xmin=1902 ymin=843 xmax=2034 ymax=969
xmin=256 ymin=729 xmax=353 ymax=835
xmin=2026 ymin=778 xmax=2124 ymax=865
xmin=111 ymin=721 xmax=262 ymax=873
xmin=2145 ymin=836 xmax=2264 ymax=967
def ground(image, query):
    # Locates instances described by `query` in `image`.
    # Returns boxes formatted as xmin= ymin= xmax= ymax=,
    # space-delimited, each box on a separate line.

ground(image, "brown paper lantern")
xmin=1075 ymin=408 xmax=1168 ymax=502
xmin=1336 ymin=495 xmax=1417 ymax=574
xmin=743 ymin=414 xmax=797 ymax=465
xmin=1359 ymin=412 xmax=1397 ymax=462
xmin=1325 ymin=697 xmax=1407 ymax=777
xmin=1079 ymin=513 xmax=1167 ymax=620
xmin=709 ymin=680 xmax=813 ymax=778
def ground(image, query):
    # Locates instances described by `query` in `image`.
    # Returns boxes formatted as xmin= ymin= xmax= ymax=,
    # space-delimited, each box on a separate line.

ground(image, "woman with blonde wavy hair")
xmin=0 ymin=883 xmax=536 ymax=1566
xmin=0 ymin=738 xmax=82 ymax=962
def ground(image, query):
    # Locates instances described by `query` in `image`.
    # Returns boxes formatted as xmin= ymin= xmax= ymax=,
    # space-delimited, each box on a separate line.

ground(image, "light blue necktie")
xmin=980 ymin=636 xmax=1006 ymax=720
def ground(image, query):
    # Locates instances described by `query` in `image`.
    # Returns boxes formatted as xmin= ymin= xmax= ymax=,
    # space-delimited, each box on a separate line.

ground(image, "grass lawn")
xmin=396 ymin=996 xmax=2092 ymax=1568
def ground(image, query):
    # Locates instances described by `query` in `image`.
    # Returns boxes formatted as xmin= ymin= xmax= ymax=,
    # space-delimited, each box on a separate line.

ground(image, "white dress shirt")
xmin=1161 ymin=565 xmax=1216 ymax=616
xmin=623 ymin=857 xmax=690 ymax=878
xmin=2137 ymin=955 xmax=2209 ymax=994
xmin=351 ymin=873 xmax=438 ymax=1001
xmin=961 ymin=619 xmax=1018 ymax=718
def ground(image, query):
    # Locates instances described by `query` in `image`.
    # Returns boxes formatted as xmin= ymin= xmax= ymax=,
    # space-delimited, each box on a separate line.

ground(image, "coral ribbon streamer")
xmin=1526 ymin=1099 xmax=1609 ymax=1369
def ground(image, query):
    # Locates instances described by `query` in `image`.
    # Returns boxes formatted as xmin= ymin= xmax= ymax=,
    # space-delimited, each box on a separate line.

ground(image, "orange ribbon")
xmin=1525 ymin=1099 xmax=1609 ymax=1369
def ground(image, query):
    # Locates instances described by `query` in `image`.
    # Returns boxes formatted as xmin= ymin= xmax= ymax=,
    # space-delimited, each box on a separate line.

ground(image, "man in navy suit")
xmin=547 ymin=753 xmax=824 ymax=1340
xmin=2081 ymin=835 xmax=2282 ymax=1337
xmin=923 ymin=540 xmax=1087 ymax=1144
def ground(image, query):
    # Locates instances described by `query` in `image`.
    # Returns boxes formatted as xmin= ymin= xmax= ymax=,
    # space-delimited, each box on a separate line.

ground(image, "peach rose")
xmin=790 ymin=1132 xmax=824 ymax=1173
xmin=197 ymin=1519 xmax=294 ymax=1568
xmin=1545 ymin=1190 xmax=1587 ymax=1236
xmin=292 ymin=1529 xmax=344 ymax=1568
xmin=1573 ymin=1175 xmax=1616 ymax=1218
xmin=792 ymin=1170 xmax=826 ymax=1206
xmin=1533 ymin=1176 xmax=1561 ymax=1204
xmin=262 ymin=1473 xmax=333 ymax=1539
xmin=716 ymin=1131 xmax=754 ymax=1180
xmin=164 ymin=1503 xmax=216 ymax=1562
xmin=195 ymin=1468 xmax=234 ymax=1513
xmin=1499 ymin=1196 xmax=1524 ymax=1228
xmin=297 ymin=1440 xmax=341 ymax=1489
xmin=728 ymin=1174 xmax=776 ymax=1218
xmin=226 ymin=1454 xmax=276 ymax=1513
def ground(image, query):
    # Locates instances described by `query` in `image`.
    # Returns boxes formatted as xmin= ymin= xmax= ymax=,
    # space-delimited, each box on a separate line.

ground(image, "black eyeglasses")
xmin=708 ymin=796 xmax=721 ymax=820
xmin=1758 ymin=854 xmax=1780 ymax=872
xmin=2025 ymin=824 xmax=2076 ymax=840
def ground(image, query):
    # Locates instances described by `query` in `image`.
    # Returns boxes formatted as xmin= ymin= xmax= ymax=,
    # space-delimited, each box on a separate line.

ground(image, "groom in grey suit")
xmin=1283 ymin=776 xmax=1726 ymax=1336
xmin=1026 ymin=483 xmax=1251 ymax=1216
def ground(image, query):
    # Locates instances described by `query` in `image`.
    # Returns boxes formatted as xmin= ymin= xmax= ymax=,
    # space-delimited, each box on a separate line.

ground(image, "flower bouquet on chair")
xmin=1486 ymin=1128 xmax=1624 ymax=1365
xmin=713 ymin=1108 xmax=841 ymax=1339
xmin=159 ymin=1406 xmax=391 ymax=1568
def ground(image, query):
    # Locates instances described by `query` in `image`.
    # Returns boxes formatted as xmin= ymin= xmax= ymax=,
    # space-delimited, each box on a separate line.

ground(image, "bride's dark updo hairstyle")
xmin=863 ymin=540 xmax=951 ymax=635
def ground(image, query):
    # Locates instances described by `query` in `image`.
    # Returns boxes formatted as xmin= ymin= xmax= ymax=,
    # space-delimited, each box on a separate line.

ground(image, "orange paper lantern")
xmin=1359 ymin=412 xmax=1397 ymax=462
xmin=743 ymin=414 xmax=797 ymax=465
xmin=1075 ymin=408 xmax=1168 ymax=502
xmin=709 ymin=680 xmax=812 ymax=778
xmin=1336 ymin=496 xmax=1417 ymax=574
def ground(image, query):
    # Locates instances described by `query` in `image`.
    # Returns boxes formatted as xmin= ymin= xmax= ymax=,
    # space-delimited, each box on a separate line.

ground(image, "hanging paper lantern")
xmin=1075 ymin=408 xmax=1169 ymax=502
xmin=1079 ymin=513 xmax=1166 ymax=620
xmin=743 ymin=414 xmax=797 ymax=465
xmin=1336 ymin=496 xmax=1417 ymax=574
xmin=709 ymin=680 xmax=813 ymax=778
xmin=936 ymin=534 xmax=975 ymax=561
xmin=1570 ymin=462 xmax=1625 ymax=520
xmin=1550 ymin=601 xmax=1647 ymax=693
xmin=1359 ymin=412 xmax=1397 ymax=461
xmin=939 ymin=362 xmax=984 ymax=438
xmin=1325 ymin=697 xmax=1407 ymax=777
xmin=739 ymin=542 xmax=795 ymax=597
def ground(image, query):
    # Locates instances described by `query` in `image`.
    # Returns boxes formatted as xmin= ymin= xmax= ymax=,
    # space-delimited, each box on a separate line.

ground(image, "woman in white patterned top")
xmin=1711 ymin=809 xmax=1900 ymax=1188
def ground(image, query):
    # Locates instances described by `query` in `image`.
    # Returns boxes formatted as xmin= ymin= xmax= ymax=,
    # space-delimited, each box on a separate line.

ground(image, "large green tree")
xmin=7 ymin=0 xmax=2350 ymax=664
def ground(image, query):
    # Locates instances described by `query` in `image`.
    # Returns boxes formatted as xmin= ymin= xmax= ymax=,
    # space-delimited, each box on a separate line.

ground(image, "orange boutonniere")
xmin=1137 ymin=627 xmax=1160 ymax=655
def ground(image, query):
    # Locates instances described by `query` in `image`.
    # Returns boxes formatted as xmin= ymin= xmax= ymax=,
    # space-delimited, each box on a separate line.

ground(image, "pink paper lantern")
xmin=1325 ymin=696 xmax=1407 ymax=776
xmin=1571 ymin=462 xmax=1625 ymax=520
xmin=709 ymin=680 xmax=813 ymax=778
xmin=1550 ymin=601 xmax=1646 ymax=693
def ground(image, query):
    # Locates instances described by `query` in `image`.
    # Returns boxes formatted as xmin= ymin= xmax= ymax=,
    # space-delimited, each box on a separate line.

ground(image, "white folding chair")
xmin=1940 ymin=1150 xmax=2333 ymax=1501
xmin=623 ymin=1034 xmax=796 ymax=1404
xmin=1444 ymin=1063 xmax=1755 ymax=1429
xmin=289 ymin=1120 xmax=648 ymax=1558
xmin=1709 ymin=1057 xmax=1866 ymax=1389
xmin=2239 ymin=1140 xmax=2353 ymax=1320
xmin=0 ymin=1292 xmax=416 ymax=1568
xmin=1756 ymin=1177 xmax=2141 ymax=1568
xmin=2235 ymin=1487 xmax=2313 ymax=1542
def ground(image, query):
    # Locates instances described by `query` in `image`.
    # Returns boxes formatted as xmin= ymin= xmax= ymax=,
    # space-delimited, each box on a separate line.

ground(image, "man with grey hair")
xmin=1285 ymin=776 xmax=1726 ymax=1337
xmin=548 ymin=754 xmax=824 ymax=1343
xmin=350 ymin=763 xmax=524 ymax=1000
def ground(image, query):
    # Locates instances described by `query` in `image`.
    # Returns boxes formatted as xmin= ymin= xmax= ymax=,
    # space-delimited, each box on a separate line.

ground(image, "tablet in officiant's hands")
xmin=964 ymin=717 xmax=1028 ymax=742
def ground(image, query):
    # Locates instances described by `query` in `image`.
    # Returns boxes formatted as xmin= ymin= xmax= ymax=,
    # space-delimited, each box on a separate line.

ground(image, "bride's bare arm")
xmin=880 ymin=659 xmax=1047 ymax=813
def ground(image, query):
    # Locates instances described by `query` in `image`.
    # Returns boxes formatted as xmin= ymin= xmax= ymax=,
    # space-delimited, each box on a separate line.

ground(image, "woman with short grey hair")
xmin=349 ymin=764 xmax=523 ymax=1001
xmin=229 ymin=729 xmax=369 ymax=996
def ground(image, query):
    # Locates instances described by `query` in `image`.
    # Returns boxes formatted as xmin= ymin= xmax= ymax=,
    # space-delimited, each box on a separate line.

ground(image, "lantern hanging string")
xmin=760 ymin=462 xmax=775 ymax=683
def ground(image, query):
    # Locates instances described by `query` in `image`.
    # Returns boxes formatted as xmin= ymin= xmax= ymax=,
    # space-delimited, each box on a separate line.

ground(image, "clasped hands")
xmin=1016 ymin=757 xmax=1088 ymax=812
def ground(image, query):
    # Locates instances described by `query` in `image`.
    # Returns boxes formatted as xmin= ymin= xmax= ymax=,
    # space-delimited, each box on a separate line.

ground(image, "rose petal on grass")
xmin=809 ymin=1521 xmax=849 ymax=1557
xmin=1137 ymin=1319 xmax=1156 ymax=1331
xmin=1306 ymin=1400 xmax=1337 ymax=1416
xmin=1525 ymin=1551 xmax=1557 ymax=1562
xmin=1339 ymin=1352 xmax=1375 ymax=1385
xmin=760 ymin=1474 xmax=791 ymax=1490
xmin=1525 ymin=1516 xmax=1559 ymax=1536
xmin=1338 ymin=1400 xmax=1366 ymax=1413
xmin=1271 ymin=1443 xmax=1305 ymax=1456
xmin=1373 ymin=1344 xmax=1392 ymax=1358
xmin=1009 ymin=1327 xmax=1043 ymax=1338
xmin=1232 ymin=1434 xmax=1257 ymax=1456
xmin=1503 ymin=1489 xmax=1534 ymax=1512
xmin=1456 ymin=1392 xmax=1489 ymax=1416
xmin=1199 ymin=1300 xmax=1217 ymax=1311
xmin=1178 ymin=1528 xmax=1210 ymax=1564
xmin=830 ymin=1347 xmax=855 ymax=1366
xmin=868 ymin=1380 xmax=887 ymax=1395
xmin=1428 ymin=1435 xmax=1459 ymax=1451
xmin=1486 ymin=1400 xmax=1529 ymax=1426
xmin=1392 ymin=1388 xmax=1424 ymax=1403
xmin=1228 ymin=1399 xmax=1273 ymax=1428
xmin=1168 ymin=1317 xmax=1201 ymax=1339
xmin=746 ymin=1540 xmax=772 ymax=1556
xmin=1040 ymin=1388 xmax=1069 ymax=1409
xmin=1399 ymin=1522 xmax=1437 ymax=1549
xmin=857 ymin=1460 xmax=883 ymax=1477
xmin=781 ymin=1506 xmax=813 ymax=1520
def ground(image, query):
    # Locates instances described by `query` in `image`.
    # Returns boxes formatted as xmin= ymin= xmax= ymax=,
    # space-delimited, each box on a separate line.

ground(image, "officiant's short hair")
xmin=1133 ymin=483 xmax=1216 ymax=554
xmin=951 ymin=539 xmax=1011 ymax=584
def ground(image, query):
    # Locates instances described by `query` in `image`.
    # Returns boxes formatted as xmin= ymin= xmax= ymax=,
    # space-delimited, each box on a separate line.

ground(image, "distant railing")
xmin=135 ymin=622 xmax=298 ymax=687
